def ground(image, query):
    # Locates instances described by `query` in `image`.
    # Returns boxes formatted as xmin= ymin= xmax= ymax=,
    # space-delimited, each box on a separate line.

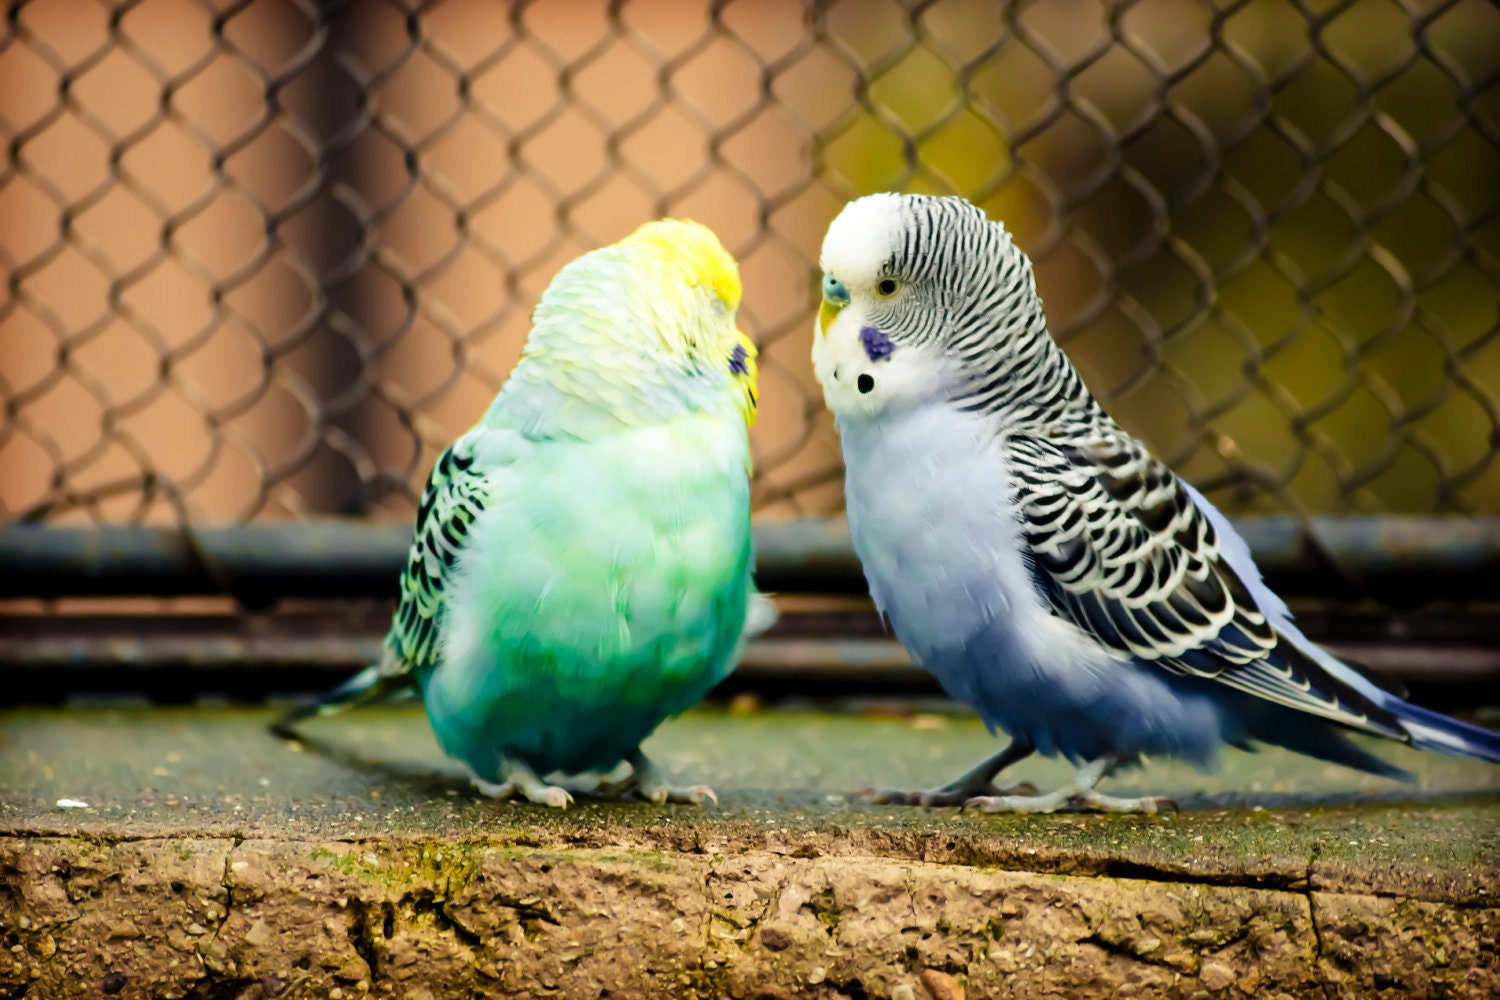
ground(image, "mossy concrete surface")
xmin=1 ymin=704 xmax=1497 ymax=999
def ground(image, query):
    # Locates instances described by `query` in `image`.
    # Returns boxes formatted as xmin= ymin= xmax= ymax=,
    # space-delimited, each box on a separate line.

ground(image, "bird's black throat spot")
xmin=857 ymin=373 xmax=875 ymax=394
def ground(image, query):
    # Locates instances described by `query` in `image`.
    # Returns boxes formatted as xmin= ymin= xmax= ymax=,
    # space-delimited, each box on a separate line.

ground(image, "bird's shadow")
xmin=273 ymin=725 xmax=477 ymax=800
xmin=270 ymin=723 xmax=638 ymax=806
xmin=1161 ymin=785 xmax=1500 ymax=812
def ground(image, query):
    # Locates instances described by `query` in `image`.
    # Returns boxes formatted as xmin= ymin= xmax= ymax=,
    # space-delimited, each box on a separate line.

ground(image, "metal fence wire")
xmin=3 ymin=0 xmax=1499 ymax=535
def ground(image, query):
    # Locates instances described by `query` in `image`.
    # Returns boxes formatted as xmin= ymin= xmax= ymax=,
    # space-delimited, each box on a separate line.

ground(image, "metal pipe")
xmin=2 ymin=516 xmax=1498 ymax=600
xmin=3 ymin=635 xmax=1494 ymax=708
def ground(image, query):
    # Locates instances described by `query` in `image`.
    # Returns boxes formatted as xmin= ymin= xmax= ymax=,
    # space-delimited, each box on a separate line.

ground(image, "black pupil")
xmin=857 ymin=374 xmax=875 ymax=394
xmin=878 ymin=279 xmax=896 ymax=295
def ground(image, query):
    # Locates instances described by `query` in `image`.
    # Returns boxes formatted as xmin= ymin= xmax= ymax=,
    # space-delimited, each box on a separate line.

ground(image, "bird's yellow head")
xmin=619 ymin=218 xmax=759 ymax=426
xmin=510 ymin=217 xmax=760 ymax=437
xmin=622 ymin=219 xmax=742 ymax=314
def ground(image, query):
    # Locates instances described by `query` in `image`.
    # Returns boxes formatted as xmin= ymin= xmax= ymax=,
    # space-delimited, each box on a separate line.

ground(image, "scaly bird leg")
xmin=964 ymin=755 xmax=1175 ymax=814
xmin=602 ymin=749 xmax=717 ymax=806
xmin=866 ymin=740 xmax=1038 ymax=807
xmin=472 ymin=756 xmax=574 ymax=810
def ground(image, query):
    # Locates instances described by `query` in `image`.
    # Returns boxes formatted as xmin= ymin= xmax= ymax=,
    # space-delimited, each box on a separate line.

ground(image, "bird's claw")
xmin=641 ymin=782 xmax=718 ymax=806
xmin=472 ymin=778 xmax=516 ymax=799
xmin=967 ymin=780 xmax=1039 ymax=803
xmin=962 ymin=789 xmax=1174 ymax=815
xmin=1060 ymin=790 xmax=1175 ymax=814
xmin=535 ymin=785 xmax=575 ymax=810
xmin=594 ymin=776 xmax=718 ymax=807
xmin=472 ymin=776 xmax=574 ymax=810
xmin=963 ymin=793 xmax=1049 ymax=813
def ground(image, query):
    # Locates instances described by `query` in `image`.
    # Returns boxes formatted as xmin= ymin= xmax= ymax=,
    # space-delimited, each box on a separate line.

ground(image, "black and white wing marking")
xmin=1009 ymin=431 xmax=1404 ymax=737
xmin=381 ymin=436 xmax=494 ymax=678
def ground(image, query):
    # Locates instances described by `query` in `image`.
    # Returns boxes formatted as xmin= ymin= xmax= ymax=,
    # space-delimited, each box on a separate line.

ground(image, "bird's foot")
xmin=865 ymin=779 xmax=1038 ymax=808
xmin=472 ymin=773 xmax=574 ymax=810
xmin=609 ymin=750 xmax=718 ymax=806
xmin=863 ymin=741 xmax=1038 ymax=808
xmin=962 ymin=753 xmax=1173 ymax=814
xmin=1072 ymin=790 xmax=1177 ymax=814
xmin=964 ymin=787 xmax=1175 ymax=815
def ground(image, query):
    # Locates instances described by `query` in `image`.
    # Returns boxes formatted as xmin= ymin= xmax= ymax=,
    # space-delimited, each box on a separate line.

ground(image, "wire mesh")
xmin=3 ymin=0 xmax=1498 ymax=533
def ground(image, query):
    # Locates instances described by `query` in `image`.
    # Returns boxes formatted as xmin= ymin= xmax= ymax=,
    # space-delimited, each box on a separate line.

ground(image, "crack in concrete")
xmin=1302 ymin=852 xmax=1338 ymax=1000
xmin=736 ymin=869 xmax=789 ymax=953
xmin=213 ymin=841 xmax=236 ymax=944
xmin=1305 ymin=892 xmax=1334 ymax=1000
xmin=177 ymin=841 xmax=254 ymax=1000
xmin=1078 ymin=930 xmax=1180 ymax=973
xmin=438 ymin=900 xmax=484 ymax=950
xmin=410 ymin=886 xmax=484 ymax=948
xmin=344 ymin=894 xmax=382 ymax=988
xmin=700 ymin=857 xmax=718 ymax=951
xmin=900 ymin=869 xmax=923 ymax=971
xmin=492 ymin=891 xmax=561 ymax=927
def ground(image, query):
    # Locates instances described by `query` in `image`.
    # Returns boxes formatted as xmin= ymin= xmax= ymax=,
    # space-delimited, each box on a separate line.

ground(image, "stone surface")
xmin=1 ymin=704 xmax=1497 ymax=999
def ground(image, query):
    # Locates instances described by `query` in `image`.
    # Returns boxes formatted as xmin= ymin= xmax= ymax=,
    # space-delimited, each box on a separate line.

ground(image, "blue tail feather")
xmin=1386 ymin=698 xmax=1500 ymax=764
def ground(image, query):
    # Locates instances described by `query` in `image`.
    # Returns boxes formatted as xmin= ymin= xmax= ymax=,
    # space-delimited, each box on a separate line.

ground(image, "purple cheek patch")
xmin=729 ymin=343 xmax=750 ymax=375
xmin=860 ymin=325 xmax=895 ymax=362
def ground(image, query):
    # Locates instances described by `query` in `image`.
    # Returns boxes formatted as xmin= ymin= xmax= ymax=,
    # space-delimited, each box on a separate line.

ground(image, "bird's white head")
xmin=812 ymin=194 xmax=953 ymax=420
xmin=812 ymin=193 xmax=1050 ymax=422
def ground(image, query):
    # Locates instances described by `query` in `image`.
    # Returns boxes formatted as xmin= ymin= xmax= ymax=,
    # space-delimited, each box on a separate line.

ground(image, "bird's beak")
xmin=818 ymin=299 xmax=843 ymax=337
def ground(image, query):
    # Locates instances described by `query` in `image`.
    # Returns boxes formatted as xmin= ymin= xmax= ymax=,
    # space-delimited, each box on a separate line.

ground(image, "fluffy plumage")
xmin=278 ymin=219 xmax=774 ymax=808
xmin=814 ymin=193 xmax=1499 ymax=811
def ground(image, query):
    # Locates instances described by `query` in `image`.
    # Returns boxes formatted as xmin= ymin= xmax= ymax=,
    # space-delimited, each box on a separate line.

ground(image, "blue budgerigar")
xmin=813 ymin=192 xmax=1500 ymax=812
xmin=278 ymin=219 xmax=775 ymax=808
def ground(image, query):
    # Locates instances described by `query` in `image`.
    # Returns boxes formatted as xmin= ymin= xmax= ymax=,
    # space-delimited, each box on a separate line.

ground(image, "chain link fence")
xmin=3 ymin=0 xmax=1498 ymax=536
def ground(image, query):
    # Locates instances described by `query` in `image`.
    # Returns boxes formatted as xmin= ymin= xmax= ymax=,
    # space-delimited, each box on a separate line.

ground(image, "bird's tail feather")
xmin=1385 ymin=699 xmax=1500 ymax=764
xmin=270 ymin=664 xmax=412 ymax=738
xmin=1246 ymin=715 xmax=1412 ymax=781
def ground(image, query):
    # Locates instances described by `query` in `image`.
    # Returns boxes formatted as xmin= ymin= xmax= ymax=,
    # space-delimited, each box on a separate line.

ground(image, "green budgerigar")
xmin=277 ymin=220 xmax=774 ymax=808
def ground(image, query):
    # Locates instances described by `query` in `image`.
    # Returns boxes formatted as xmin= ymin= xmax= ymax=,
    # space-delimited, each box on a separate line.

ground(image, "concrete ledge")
xmin=2 ymin=706 xmax=1497 ymax=999
xmin=5 ymin=836 xmax=1498 ymax=1000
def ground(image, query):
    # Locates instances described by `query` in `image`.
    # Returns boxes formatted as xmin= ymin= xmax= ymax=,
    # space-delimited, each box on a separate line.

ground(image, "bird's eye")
xmin=876 ymin=278 xmax=899 ymax=297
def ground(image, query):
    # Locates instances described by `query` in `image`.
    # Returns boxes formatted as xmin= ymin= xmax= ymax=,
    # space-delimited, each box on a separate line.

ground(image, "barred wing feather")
xmin=381 ymin=436 xmax=495 ymax=677
xmin=1009 ymin=431 xmax=1404 ymax=739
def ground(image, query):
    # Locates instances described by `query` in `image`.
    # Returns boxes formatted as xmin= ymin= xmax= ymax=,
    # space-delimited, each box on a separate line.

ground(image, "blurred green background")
xmin=820 ymin=0 xmax=1500 ymax=516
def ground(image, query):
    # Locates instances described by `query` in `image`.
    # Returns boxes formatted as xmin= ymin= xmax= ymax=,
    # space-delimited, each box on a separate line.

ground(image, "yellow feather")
xmin=621 ymin=218 xmax=742 ymax=313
